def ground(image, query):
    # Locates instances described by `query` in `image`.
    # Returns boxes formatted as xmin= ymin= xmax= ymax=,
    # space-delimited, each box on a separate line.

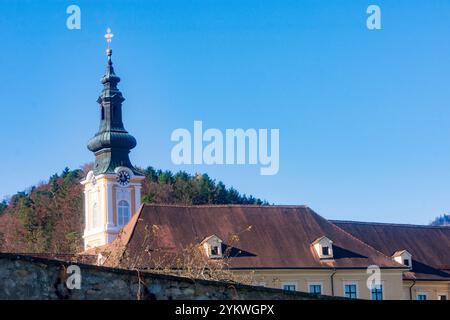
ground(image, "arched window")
xmin=92 ymin=202 xmax=99 ymax=228
xmin=118 ymin=200 xmax=130 ymax=226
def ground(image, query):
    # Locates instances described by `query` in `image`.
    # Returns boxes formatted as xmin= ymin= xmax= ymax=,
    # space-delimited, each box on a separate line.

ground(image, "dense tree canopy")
xmin=141 ymin=167 xmax=266 ymax=206
xmin=430 ymin=214 xmax=450 ymax=226
xmin=0 ymin=166 xmax=267 ymax=253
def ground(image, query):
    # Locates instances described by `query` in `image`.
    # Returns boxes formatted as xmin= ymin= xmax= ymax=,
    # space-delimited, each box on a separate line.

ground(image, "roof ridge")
xmin=123 ymin=204 xmax=144 ymax=248
xmin=142 ymin=203 xmax=309 ymax=209
xmin=332 ymin=220 xmax=450 ymax=229
xmin=103 ymin=204 xmax=144 ymax=265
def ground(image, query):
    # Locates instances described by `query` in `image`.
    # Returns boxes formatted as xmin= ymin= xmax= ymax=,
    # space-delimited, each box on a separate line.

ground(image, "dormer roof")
xmin=392 ymin=250 xmax=412 ymax=257
xmin=200 ymin=235 xmax=222 ymax=245
xmin=311 ymin=236 xmax=333 ymax=246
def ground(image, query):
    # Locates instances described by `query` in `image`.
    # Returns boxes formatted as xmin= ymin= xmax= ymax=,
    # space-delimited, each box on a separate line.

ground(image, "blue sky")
xmin=1 ymin=0 xmax=450 ymax=224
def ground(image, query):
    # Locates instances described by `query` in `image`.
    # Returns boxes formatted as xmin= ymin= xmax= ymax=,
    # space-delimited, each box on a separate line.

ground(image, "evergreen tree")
xmin=430 ymin=214 xmax=450 ymax=226
xmin=0 ymin=200 xmax=7 ymax=215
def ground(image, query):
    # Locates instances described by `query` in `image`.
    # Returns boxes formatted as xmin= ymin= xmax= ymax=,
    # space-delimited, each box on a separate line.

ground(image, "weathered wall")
xmin=235 ymin=268 xmax=405 ymax=300
xmin=0 ymin=253 xmax=334 ymax=300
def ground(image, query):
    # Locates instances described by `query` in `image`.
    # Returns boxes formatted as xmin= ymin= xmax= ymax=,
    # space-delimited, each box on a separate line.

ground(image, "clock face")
xmin=116 ymin=170 xmax=131 ymax=186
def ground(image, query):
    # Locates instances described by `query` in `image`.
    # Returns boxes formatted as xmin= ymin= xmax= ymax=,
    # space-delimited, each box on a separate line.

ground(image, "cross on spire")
xmin=104 ymin=27 xmax=114 ymax=56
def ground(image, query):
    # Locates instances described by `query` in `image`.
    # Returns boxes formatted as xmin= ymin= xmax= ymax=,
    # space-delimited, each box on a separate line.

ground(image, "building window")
xmin=403 ymin=259 xmax=410 ymax=266
xmin=282 ymin=283 xmax=297 ymax=291
xmin=117 ymin=200 xmax=130 ymax=226
xmin=344 ymin=284 xmax=358 ymax=299
xmin=371 ymin=285 xmax=383 ymax=300
xmin=322 ymin=246 xmax=329 ymax=256
xmin=92 ymin=202 xmax=99 ymax=228
xmin=417 ymin=294 xmax=427 ymax=300
xmin=438 ymin=295 xmax=447 ymax=301
xmin=309 ymin=284 xmax=322 ymax=294
xmin=101 ymin=106 xmax=105 ymax=120
xmin=210 ymin=245 xmax=219 ymax=256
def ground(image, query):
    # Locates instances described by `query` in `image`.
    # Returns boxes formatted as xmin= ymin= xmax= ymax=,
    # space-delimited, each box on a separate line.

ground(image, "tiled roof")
xmin=332 ymin=220 xmax=450 ymax=281
xmin=103 ymin=204 xmax=404 ymax=270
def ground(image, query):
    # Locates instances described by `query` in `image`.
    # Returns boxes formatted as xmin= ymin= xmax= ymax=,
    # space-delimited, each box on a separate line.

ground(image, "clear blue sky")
xmin=1 ymin=0 xmax=450 ymax=224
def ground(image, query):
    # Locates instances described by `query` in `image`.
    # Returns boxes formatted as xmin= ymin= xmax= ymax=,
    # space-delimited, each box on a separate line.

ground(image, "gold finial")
xmin=104 ymin=27 xmax=114 ymax=55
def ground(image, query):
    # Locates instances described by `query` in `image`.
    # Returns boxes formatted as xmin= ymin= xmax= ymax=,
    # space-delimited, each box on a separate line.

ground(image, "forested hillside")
xmin=0 ymin=165 xmax=266 ymax=253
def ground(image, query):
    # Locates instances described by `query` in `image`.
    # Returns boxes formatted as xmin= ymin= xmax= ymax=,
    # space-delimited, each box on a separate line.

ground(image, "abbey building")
xmin=79 ymin=42 xmax=449 ymax=300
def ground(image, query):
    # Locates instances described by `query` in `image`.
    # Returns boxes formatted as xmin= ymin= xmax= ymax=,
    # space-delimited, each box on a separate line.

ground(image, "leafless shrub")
xmin=104 ymin=224 xmax=255 ymax=286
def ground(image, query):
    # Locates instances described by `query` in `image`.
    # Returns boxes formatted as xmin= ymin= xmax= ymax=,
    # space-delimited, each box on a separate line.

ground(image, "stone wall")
xmin=0 ymin=253 xmax=335 ymax=300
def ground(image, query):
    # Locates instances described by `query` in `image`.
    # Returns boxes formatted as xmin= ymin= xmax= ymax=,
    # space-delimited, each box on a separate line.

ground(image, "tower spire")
xmin=87 ymin=28 xmax=140 ymax=176
xmin=82 ymin=28 xmax=144 ymax=251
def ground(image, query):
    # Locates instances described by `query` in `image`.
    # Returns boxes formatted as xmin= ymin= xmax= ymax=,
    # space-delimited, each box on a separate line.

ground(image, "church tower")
xmin=82 ymin=29 xmax=144 ymax=250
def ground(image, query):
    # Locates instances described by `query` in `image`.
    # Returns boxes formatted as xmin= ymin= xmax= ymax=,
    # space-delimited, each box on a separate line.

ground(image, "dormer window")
xmin=392 ymin=250 xmax=412 ymax=269
xmin=201 ymin=235 xmax=223 ymax=259
xmin=312 ymin=236 xmax=334 ymax=259
xmin=97 ymin=253 xmax=106 ymax=266
xmin=211 ymin=245 xmax=219 ymax=256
